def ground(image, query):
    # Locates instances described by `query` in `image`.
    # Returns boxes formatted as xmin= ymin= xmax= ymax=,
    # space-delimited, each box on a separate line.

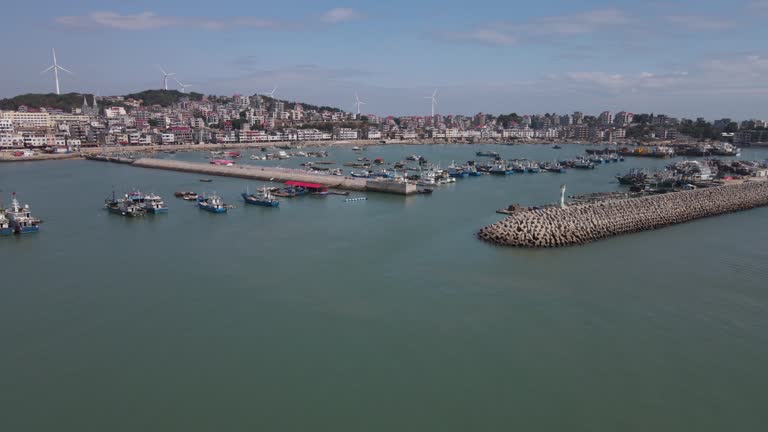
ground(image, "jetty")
xmin=478 ymin=180 xmax=768 ymax=248
xmin=85 ymin=156 xmax=417 ymax=195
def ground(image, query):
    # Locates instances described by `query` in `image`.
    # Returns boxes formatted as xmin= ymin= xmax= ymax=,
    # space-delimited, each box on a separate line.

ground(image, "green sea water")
xmin=1 ymin=144 xmax=767 ymax=431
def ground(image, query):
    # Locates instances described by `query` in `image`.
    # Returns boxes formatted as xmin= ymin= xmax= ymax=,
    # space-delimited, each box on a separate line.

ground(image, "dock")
xmin=85 ymin=156 xmax=417 ymax=195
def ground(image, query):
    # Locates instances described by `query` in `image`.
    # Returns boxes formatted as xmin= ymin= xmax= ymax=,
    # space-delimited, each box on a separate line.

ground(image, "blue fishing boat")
xmin=197 ymin=194 xmax=228 ymax=213
xmin=447 ymin=161 xmax=469 ymax=178
xmin=242 ymin=186 xmax=279 ymax=207
xmin=6 ymin=193 xmax=41 ymax=233
xmin=489 ymin=161 xmax=514 ymax=175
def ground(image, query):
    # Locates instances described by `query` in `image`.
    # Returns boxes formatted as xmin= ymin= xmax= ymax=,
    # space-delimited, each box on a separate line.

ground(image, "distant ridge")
xmin=0 ymin=90 xmax=343 ymax=112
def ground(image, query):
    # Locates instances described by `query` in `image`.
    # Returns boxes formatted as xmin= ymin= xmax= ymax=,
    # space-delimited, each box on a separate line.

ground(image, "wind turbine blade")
xmin=41 ymin=65 xmax=54 ymax=74
xmin=167 ymin=72 xmax=176 ymax=76
xmin=432 ymin=88 xmax=437 ymax=97
xmin=52 ymin=48 xmax=58 ymax=66
xmin=58 ymin=65 xmax=73 ymax=74
xmin=159 ymin=66 xmax=167 ymax=75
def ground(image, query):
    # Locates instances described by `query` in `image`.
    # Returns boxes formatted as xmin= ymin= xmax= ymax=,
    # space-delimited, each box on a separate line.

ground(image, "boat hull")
xmin=242 ymin=194 xmax=279 ymax=207
xmin=15 ymin=226 xmax=40 ymax=234
xmin=147 ymin=208 xmax=169 ymax=214
xmin=490 ymin=170 xmax=513 ymax=175
xmin=107 ymin=207 xmax=144 ymax=217
xmin=198 ymin=204 xmax=227 ymax=213
xmin=0 ymin=227 xmax=13 ymax=236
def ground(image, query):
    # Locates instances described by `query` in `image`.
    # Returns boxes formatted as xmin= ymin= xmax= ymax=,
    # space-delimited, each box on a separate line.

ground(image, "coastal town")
xmin=2 ymin=87 xmax=768 ymax=160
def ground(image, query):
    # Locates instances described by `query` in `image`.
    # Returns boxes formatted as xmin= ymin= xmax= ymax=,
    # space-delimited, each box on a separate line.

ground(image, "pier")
xmin=478 ymin=180 xmax=768 ymax=247
xmin=85 ymin=156 xmax=417 ymax=195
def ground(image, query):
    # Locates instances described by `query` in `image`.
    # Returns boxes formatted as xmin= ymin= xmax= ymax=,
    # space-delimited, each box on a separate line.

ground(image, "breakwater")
xmin=478 ymin=181 xmax=768 ymax=247
xmin=86 ymin=156 xmax=416 ymax=195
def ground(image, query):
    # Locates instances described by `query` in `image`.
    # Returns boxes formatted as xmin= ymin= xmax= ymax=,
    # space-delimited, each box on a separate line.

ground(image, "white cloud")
xmin=56 ymin=11 xmax=279 ymax=31
xmin=444 ymin=9 xmax=627 ymax=46
xmin=664 ymin=15 xmax=735 ymax=30
xmin=320 ymin=8 xmax=364 ymax=24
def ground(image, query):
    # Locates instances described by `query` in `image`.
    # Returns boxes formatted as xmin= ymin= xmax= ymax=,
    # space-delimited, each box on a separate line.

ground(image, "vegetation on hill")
xmin=123 ymin=90 xmax=203 ymax=106
xmin=0 ymin=93 xmax=92 ymax=111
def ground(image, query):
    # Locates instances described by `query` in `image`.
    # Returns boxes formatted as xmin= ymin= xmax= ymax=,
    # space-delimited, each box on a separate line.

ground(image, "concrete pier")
xmin=88 ymin=157 xmax=417 ymax=195
xmin=478 ymin=181 xmax=768 ymax=247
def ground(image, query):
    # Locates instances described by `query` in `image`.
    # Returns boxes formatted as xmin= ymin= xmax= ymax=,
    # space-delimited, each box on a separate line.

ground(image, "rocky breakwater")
xmin=478 ymin=181 xmax=768 ymax=247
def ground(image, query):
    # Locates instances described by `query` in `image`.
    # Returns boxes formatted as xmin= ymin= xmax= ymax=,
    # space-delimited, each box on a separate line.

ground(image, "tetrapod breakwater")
xmin=478 ymin=181 xmax=768 ymax=247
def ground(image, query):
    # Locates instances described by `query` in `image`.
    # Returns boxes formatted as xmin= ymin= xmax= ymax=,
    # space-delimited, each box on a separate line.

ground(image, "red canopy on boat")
xmin=285 ymin=181 xmax=325 ymax=189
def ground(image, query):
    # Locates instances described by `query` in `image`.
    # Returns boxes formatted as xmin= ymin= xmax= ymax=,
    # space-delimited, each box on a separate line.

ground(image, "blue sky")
xmin=3 ymin=0 xmax=768 ymax=119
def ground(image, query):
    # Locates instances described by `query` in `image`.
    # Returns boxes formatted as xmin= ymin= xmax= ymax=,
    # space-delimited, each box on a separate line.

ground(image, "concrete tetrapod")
xmin=478 ymin=181 xmax=768 ymax=247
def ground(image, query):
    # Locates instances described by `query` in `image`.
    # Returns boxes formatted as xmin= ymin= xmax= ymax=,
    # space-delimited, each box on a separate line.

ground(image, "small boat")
xmin=490 ymin=161 xmax=514 ymax=175
xmin=476 ymin=151 xmax=499 ymax=158
xmin=572 ymin=159 xmax=596 ymax=170
xmin=199 ymin=179 xmax=213 ymax=182
xmin=350 ymin=171 xmax=372 ymax=178
xmin=405 ymin=155 xmax=421 ymax=161
xmin=174 ymin=191 xmax=199 ymax=201
xmin=250 ymin=155 xmax=266 ymax=161
xmin=552 ymin=145 xmax=562 ymax=149
xmin=105 ymin=192 xmax=146 ymax=217
xmin=126 ymin=191 xmax=169 ymax=214
xmin=352 ymin=146 xmax=362 ymax=151
xmin=242 ymin=186 xmax=280 ymax=207
xmin=196 ymin=194 xmax=228 ymax=213
xmin=5 ymin=193 xmax=42 ymax=233
xmin=542 ymin=162 xmax=566 ymax=173
xmin=0 ymin=208 xmax=13 ymax=236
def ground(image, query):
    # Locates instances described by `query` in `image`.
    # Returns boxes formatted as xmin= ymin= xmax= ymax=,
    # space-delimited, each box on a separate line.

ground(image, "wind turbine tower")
xmin=159 ymin=67 xmax=176 ymax=90
xmin=425 ymin=88 xmax=438 ymax=117
xmin=173 ymin=77 xmax=193 ymax=93
xmin=42 ymin=48 xmax=72 ymax=95
xmin=354 ymin=92 xmax=366 ymax=115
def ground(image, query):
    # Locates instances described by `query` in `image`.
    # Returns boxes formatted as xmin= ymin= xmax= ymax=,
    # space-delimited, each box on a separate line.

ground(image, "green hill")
xmin=123 ymin=89 xmax=203 ymax=106
xmin=0 ymin=93 xmax=92 ymax=111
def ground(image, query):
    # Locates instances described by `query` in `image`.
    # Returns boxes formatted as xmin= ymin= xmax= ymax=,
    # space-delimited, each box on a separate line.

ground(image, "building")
xmin=332 ymin=127 xmax=358 ymax=140
xmin=598 ymin=111 xmax=613 ymax=126
xmin=0 ymin=111 xmax=52 ymax=128
xmin=614 ymin=111 xmax=633 ymax=126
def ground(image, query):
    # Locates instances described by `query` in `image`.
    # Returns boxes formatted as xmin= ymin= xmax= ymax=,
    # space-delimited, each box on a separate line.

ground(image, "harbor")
xmin=3 ymin=143 xmax=768 ymax=432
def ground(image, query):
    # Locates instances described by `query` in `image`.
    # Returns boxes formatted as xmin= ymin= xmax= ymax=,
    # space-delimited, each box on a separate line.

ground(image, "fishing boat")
xmin=476 ymin=151 xmax=499 ymax=158
xmin=352 ymin=146 xmax=362 ymax=151
xmin=0 ymin=209 xmax=12 ymax=236
xmin=174 ymin=191 xmax=199 ymax=201
xmin=617 ymin=168 xmax=648 ymax=185
xmin=405 ymin=155 xmax=421 ymax=161
xmin=5 ymin=193 xmax=41 ymax=233
xmin=105 ymin=191 xmax=146 ymax=217
xmin=199 ymin=179 xmax=213 ymax=183
xmin=490 ymin=161 xmax=514 ymax=175
xmin=350 ymin=170 xmax=372 ymax=178
xmin=250 ymin=155 xmax=266 ymax=160
xmin=196 ymin=194 xmax=228 ymax=213
xmin=552 ymin=145 xmax=563 ymax=149
xmin=127 ymin=191 xmax=168 ymax=214
xmin=542 ymin=162 xmax=566 ymax=173
xmin=242 ymin=186 xmax=279 ymax=207
xmin=572 ymin=158 xmax=596 ymax=169
xmin=447 ymin=161 xmax=469 ymax=178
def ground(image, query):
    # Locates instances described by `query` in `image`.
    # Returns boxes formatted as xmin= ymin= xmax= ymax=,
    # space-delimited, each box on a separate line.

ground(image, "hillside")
xmin=0 ymin=93 xmax=92 ymax=111
xmin=123 ymin=89 xmax=204 ymax=106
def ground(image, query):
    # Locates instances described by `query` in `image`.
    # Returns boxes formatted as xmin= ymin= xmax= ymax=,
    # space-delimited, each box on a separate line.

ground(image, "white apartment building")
xmin=161 ymin=133 xmax=175 ymax=144
xmin=0 ymin=111 xmax=52 ymax=128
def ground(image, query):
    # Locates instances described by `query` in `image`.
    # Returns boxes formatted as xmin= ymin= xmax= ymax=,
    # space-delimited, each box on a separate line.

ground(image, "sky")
xmin=2 ymin=0 xmax=768 ymax=119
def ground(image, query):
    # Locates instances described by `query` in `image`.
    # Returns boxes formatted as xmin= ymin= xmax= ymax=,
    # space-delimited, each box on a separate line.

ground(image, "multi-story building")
xmin=614 ymin=111 xmax=633 ymax=126
xmin=598 ymin=111 xmax=613 ymax=126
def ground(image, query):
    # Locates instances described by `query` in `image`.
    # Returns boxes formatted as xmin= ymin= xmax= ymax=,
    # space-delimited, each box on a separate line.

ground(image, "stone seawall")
xmin=478 ymin=181 xmax=768 ymax=247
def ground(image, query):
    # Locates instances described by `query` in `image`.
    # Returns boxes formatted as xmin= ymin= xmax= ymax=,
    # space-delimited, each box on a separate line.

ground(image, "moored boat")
xmin=6 ymin=193 xmax=41 ymax=233
xmin=0 ymin=208 xmax=12 ymax=236
xmin=242 ymin=186 xmax=280 ymax=207
xmin=105 ymin=191 xmax=146 ymax=217
xmin=196 ymin=194 xmax=228 ymax=213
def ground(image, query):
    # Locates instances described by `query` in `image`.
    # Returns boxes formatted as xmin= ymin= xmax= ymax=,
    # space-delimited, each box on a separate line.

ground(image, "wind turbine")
xmin=424 ymin=88 xmax=438 ymax=117
xmin=159 ymin=66 xmax=176 ymax=90
xmin=41 ymin=48 xmax=72 ymax=95
xmin=354 ymin=92 xmax=366 ymax=115
xmin=265 ymin=86 xmax=278 ymax=98
xmin=173 ymin=76 xmax=193 ymax=93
